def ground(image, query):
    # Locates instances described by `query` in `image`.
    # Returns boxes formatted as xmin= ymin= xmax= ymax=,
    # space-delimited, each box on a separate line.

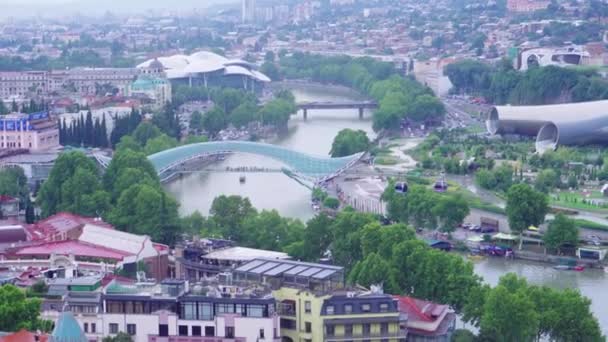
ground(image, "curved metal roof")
xmin=147 ymin=141 xmax=363 ymax=182
xmin=137 ymin=51 xmax=271 ymax=82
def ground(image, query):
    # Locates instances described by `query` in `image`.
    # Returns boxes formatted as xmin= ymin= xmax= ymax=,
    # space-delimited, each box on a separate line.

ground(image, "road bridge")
xmin=296 ymin=101 xmax=378 ymax=120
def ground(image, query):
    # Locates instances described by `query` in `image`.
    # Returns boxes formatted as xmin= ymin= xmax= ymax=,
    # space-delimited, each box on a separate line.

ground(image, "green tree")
xmin=322 ymin=197 xmax=340 ymax=209
xmin=107 ymin=184 xmax=180 ymax=244
xmin=189 ymin=111 xmax=204 ymax=133
xmin=543 ymin=214 xmax=578 ymax=254
xmin=479 ymin=275 xmax=539 ymax=342
xmin=330 ymin=129 xmax=370 ymax=157
xmin=0 ymin=285 xmax=44 ymax=332
xmin=348 ymin=253 xmax=393 ymax=290
xmin=506 ymin=184 xmax=549 ymax=249
xmin=132 ymin=122 xmax=162 ymax=147
xmin=284 ymin=213 xmax=333 ymax=261
xmin=330 ymin=210 xmax=376 ymax=270
xmin=209 ymin=195 xmax=257 ymax=242
xmin=0 ymin=166 xmax=28 ymax=204
xmin=259 ymin=98 xmax=295 ymax=128
xmin=38 ymin=152 xmax=105 ymax=217
xmin=202 ymin=108 xmax=227 ymax=138
xmin=534 ymin=169 xmax=559 ymax=193
xmin=407 ymin=185 xmax=439 ymax=229
xmin=433 ymin=194 xmax=470 ymax=233
xmin=407 ymin=94 xmax=445 ymax=122
xmin=241 ymin=210 xmax=304 ymax=251
xmin=229 ymin=101 xmax=258 ymax=128
xmin=261 ymin=62 xmax=280 ymax=81
xmin=103 ymin=148 xmax=159 ymax=196
xmin=144 ymin=134 xmax=178 ymax=155
xmin=102 ymin=332 xmax=133 ymax=342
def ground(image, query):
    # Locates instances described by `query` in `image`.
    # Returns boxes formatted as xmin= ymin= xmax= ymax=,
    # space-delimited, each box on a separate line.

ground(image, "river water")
xmin=165 ymin=84 xmax=376 ymax=220
xmin=165 ymin=84 xmax=608 ymax=335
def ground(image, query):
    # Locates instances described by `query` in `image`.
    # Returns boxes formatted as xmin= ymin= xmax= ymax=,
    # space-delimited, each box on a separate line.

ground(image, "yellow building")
xmin=273 ymin=287 xmax=407 ymax=342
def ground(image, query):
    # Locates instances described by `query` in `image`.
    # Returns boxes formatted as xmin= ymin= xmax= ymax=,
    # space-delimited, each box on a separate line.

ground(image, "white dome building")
xmin=137 ymin=51 xmax=270 ymax=91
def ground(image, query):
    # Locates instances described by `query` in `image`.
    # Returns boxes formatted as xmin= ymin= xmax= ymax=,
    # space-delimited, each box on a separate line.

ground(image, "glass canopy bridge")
xmin=131 ymin=141 xmax=364 ymax=185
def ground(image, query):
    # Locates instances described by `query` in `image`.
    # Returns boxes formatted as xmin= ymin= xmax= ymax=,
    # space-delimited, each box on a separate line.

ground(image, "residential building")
xmin=242 ymin=0 xmax=256 ymax=23
xmin=394 ymin=296 xmax=456 ymax=342
xmin=273 ymin=286 xmax=407 ymax=342
xmin=65 ymin=67 xmax=139 ymax=95
xmin=2 ymin=212 xmax=170 ymax=279
xmin=507 ymin=0 xmax=550 ymax=13
xmin=0 ymin=71 xmax=48 ymax=98
xmin=0 ymin=112 xmax=59 ymax=151
xmin=44 ymin=278 xmax=282 ymax=342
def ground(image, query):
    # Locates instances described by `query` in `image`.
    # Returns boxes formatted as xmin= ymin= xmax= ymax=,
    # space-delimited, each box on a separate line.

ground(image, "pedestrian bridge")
xmin=146 ymin=141 xmax=364 ymax=184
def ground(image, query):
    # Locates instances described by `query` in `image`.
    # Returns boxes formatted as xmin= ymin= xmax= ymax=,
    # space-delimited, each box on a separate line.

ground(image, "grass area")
xmin=445 ymin=180 xmax=506 ymax=215
xmin=550 ymin=190 xmax=608 ymax=214
xmin=572 ymin=219 xmax=608 ymax=232
xmin=375 ymin=157 xmax=400 ymax=165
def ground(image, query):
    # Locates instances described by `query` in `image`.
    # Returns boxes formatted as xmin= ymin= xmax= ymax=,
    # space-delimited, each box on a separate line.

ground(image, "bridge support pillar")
xmin=358 ymin=107 xmax=364 ymax=120
xmin=303 ymin=109 xmax=308 ymax=120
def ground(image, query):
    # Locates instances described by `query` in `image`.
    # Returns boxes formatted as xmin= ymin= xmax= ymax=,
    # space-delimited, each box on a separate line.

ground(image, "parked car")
xmin=480 ymin=226 xmax=497 ymax=234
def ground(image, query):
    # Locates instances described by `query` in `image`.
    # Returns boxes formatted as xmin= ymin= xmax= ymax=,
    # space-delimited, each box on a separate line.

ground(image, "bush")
xmin=323 ymin=197 xmax=340 ymax=209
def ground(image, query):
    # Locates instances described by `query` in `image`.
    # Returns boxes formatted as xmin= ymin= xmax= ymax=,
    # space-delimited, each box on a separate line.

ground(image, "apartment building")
xmin=0 ymin=112 xmax=59 ymax=151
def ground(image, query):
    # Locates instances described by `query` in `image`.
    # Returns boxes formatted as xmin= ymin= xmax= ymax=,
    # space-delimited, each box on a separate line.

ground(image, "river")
xmin=165 ymin=83 xmax=608 ymax=335
xmin=165 ymin=83 xmax=376 ymax=220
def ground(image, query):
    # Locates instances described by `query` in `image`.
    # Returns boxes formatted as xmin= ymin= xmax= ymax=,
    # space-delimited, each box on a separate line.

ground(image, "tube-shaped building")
xmin=486 ymin=100 xmax=608 ymax=153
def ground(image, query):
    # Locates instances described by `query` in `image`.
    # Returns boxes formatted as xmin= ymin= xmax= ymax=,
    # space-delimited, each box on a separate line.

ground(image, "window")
xmin=345 ymin=324 xmax=353 ymax=336
xmin=91 ymin=323 xmax=96 ymax=333
xmin=381 ymin=323 xmax=389 ymax=334
xmin=326 ymin=324 xmax=335 ymax=336
xmin=216 ymin=303 xmax=234 ymax=314
xmin=326 ymin=305 xmax=335 ymax=315
xmin=178 ymin=325 xmax=188 ymax=336
xmin=159 ymin=324 xmax=169 ymax=337
xmin=181 ymin=302 xmax=197 ymax=320
xmin=259 ymin=329 xmax=265 ymax=339
xmin=380 ymin=303 xmax=389 ymax=312
xmin=363 ymin=323 xmax=371 ymax=334
xmin=192 ymin=326 xmax=201 ymax=336
xmin=361 ymin=303 xmax=371 ymax=312
xmin=247 ymin=304 xmax=265 ymax=317
xmin=225 ymin=326 xmax=235 ymax=338
xmin=127 ymin=324 xmax=136 ymax=336
xmin=83 ymin=323 xmax=88 ymax=333
xmin=205 ymin=326 xmax=215 ymax=337
xmin=304 ymin=300 xmax=311 ymax=313
xmin=280 ymin=318 xmax=297 ymax=330
xmin=344 ymin=304 xmax=353 ymax=314
xmin=199 ymin=302 xmax=213 ymax=320
xmin=109 ymin=323 xmax=118 ymax=334
xmin=305 ymin=322 xmax=312 ymax=333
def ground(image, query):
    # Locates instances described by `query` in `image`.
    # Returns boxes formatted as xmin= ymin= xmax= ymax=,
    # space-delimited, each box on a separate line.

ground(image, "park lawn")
xmin=550 ymin=190 xmax=608 ymax=214
xmin=573 ymin=219 xmax=608 ymax=232
xmin=444 ymin=181 xmax=506 ymax=215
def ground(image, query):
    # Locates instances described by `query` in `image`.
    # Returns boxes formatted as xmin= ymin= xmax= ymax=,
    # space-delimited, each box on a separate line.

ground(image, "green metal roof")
xmin=147 ymin=141 xmax=363 ymax=183
xmin=50 ymin=311 xmax=87 ymax=342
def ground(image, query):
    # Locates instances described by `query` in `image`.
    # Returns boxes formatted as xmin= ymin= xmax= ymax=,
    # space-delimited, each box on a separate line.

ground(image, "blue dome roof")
xmin=50 ymin=311 xmax=87 ymax=342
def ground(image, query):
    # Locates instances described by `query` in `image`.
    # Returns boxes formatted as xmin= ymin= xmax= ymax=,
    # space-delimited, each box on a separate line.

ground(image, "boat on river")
xmin=239 ymin=175 xmax=246 ymax=183
xmin=553 ymin=265 xmax=585 ymax=271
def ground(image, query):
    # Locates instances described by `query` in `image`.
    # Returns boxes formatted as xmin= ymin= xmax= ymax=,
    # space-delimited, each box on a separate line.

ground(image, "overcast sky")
xmin=0 ymin=0 xmax=238 ymax=18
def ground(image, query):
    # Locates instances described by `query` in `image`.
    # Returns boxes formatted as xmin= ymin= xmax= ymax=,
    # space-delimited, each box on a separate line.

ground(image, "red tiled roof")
xmin=0 ymin=329 xmax=48 ymax=342
xmin=0 ymin=195 xmax=17 ymax=202
xmin=393 ymin=295 xmax=448 ymax=323
xmin=14 ymin=240 xmax=131 ymax=260
xmin=27 ymin=212 xmax=113 ymax=241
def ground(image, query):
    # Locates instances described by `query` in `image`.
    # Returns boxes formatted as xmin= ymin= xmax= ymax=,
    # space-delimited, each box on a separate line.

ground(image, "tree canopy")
xmin=330 ymin=129 xmax=370 ymax=157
